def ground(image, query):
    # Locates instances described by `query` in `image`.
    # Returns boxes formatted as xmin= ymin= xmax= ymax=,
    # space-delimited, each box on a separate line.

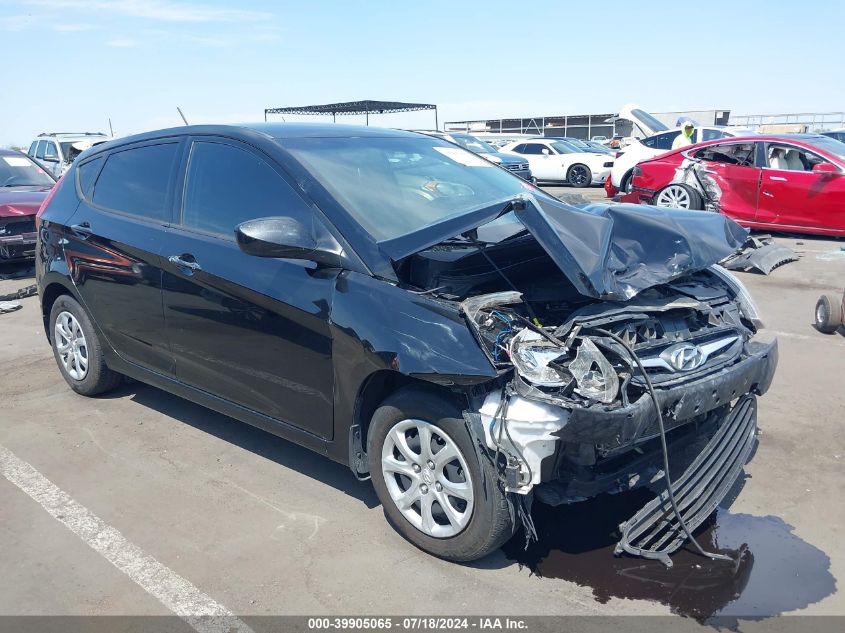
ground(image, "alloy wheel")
xmin=569 ymin=165 xmax=590 ymax=186
xmin=381 ymin=419 xmax=474 ymax=538
xmin=54 ymin=311 xmax=89 ymax=380
xmin=655 ymin=185 xmax=691 ymax=208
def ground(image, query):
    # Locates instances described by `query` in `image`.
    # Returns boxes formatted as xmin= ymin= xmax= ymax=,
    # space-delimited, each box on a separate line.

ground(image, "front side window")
xmin=181 ymin=141 xmax=311 ymax=237
xmin=92 ymin=143 xmax=178 ymax=221
xmin=521 ymin=143 xmax=548 ymax=155
xmin=285 ymin=135 xmax=539 ymax=242
xmin=43 ymin=142 xmax=58 ymax=161
xmin=765 ymin=144 xmax=827 ymax=172
xmin=696 ymin=143 xmax=757 ymax=167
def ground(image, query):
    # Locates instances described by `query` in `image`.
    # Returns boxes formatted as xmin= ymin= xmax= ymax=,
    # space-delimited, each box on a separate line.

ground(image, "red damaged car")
xmin=0 ymin=149 xmax=55 ymax=262
xmin=622 ymin=134 xmax=845 ymax=237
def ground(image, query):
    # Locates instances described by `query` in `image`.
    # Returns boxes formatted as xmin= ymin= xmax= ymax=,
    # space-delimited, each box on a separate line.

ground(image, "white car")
xmin=607 ymin=105 xmax=754 ymax=192
xmin=27 ymin=132 xmax=111 ymax=178
xmin=499 ymin=138 xmax=613 ymax=187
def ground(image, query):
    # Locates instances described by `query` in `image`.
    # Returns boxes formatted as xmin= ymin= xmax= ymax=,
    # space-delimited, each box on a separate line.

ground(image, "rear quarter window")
xmin=77 ymin=157 xmax=104 ymax=198
xmin=92 ymin=143 xmax=178 ymax=221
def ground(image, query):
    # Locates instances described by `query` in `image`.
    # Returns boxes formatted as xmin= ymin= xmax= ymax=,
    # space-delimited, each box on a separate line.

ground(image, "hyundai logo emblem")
xmin=665 ymin=343 xmax=704 ymax=372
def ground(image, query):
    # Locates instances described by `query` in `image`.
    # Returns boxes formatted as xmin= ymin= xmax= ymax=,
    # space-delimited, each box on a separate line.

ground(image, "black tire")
xmin=815 ymin=294 xmax=842 ymax=334
xmin=620 ymin=170 xmax=633 ymax=193
xmin=49 ymin=294 xmax=122 ymax=396
xmin=368 ymin=387 xmax=515 ymax=562
xmin=567 ymin=163 xmax=592 ymax=188
xmin=654 ymin=183 xmax=704 ymax=210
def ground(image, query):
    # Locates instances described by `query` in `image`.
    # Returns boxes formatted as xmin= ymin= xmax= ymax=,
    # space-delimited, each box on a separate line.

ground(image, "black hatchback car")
xmin=37 ymin=124 xmax=777 ymax=564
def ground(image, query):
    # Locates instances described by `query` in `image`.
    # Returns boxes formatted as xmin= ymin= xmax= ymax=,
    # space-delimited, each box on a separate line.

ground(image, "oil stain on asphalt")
xmin=502 ymin=488 xmax=836 ymax=624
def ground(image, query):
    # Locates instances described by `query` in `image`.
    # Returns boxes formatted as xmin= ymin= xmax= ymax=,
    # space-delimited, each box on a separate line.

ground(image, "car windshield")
xmin=550 ymin=141 xmax=580 ymax=154
xmin=285 ymin=136 xmax=537 ymax=241
xmin=0 ymin=153 xmax=55 ymax=187
xmin=808 ymin=136 xmax=845 ymax=160
xmin=450 ymin=134 xmax=498 ymax=154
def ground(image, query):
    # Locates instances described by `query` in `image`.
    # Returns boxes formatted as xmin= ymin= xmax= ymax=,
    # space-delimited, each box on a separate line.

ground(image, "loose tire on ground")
xmin=49 ymin=294 xmax=122 ymax=396
xmin=367 ymin=387 xmax=515 ymax=562
xmin=814 ymin=293 xmax=842 ymax=334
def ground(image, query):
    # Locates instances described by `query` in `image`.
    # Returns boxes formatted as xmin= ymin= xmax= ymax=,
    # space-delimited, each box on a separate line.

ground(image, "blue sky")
xmin=2 ymin=0 xmax=843 ymax=147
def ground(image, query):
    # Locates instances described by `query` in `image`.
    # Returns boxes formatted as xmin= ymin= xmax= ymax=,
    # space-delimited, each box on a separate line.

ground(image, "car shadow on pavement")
xmin=99 ymin=380 xmax=381 ymax=509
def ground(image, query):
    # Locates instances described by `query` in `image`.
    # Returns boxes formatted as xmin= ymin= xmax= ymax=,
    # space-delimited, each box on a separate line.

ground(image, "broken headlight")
xmin=709 ymin=264 xmax=762 ymax=328
xmin=509 ymin=330 xmax=620 ymax=403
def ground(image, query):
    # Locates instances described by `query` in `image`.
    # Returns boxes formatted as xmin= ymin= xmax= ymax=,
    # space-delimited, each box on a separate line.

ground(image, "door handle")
xmin=168 ymin=254 xmax=202 ymax=273
xmin=769 ymin=176 xmax=788 ymax=182
xmin=70 ymin=222 xmax=93 ymax=239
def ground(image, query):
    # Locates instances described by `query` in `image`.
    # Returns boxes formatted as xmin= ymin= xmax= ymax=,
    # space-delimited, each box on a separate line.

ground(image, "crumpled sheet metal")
xmin=516 ymin=196 xmax=749 ymax=301
xmin=720 ymin=235 xmax=799 ymax=275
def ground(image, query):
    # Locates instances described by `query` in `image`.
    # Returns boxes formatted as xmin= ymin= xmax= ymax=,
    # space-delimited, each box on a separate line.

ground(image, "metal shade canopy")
xmin=265 ymin=99 xmax=438 ymax=127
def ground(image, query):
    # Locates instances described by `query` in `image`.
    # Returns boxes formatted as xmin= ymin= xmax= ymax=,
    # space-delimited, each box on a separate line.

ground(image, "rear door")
xmin=757 ymin=142 xmax=845 ymax=232
xmin=159 ymin=137 xmax=335 ymax=438
xmin=65 ymin=139 xmax=181 ymax=377
xmin=689 ymin=141 xmax=760 ymax=223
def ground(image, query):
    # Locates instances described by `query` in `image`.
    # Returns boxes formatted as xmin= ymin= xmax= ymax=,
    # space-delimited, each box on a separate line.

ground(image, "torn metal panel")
xmin=720 ymin=235 xmax=799 ymax=275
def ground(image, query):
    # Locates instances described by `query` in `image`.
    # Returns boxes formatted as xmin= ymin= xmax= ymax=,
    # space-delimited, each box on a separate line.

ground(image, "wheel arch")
xmin=40 ymin=277 xmax=80 ymax=341
xmin=348 ymin=370 xmax=470 ymax=476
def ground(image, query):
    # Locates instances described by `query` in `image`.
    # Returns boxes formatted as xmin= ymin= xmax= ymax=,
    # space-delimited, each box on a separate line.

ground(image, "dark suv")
xmin=37 ymin=124 xmax=777 ymax=564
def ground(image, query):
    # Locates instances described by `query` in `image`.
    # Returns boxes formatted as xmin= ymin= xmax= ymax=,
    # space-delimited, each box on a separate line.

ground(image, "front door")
xmin=756 ymin=143 xmax=845 ymax=233
xmin=159 ymin=138 xmax=335 ymax=438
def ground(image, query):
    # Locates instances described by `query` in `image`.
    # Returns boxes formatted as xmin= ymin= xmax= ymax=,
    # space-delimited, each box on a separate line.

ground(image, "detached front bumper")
xmin=475 ymin=339 xmax=777 ymax=495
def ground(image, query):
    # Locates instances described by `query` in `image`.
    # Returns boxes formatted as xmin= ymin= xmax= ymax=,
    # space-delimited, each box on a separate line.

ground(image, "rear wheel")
xmin=815 ymin=294 xmax=842 ymax=334
xmin=567 ymin=163 xmax=592 ymax=188
xmin=49 ymin=295 xmax=122 ymax=396
xmin=654 ymin=183 xmax=703 ymax=210
xmin=368 ymin=387 xmax=515 ymax=562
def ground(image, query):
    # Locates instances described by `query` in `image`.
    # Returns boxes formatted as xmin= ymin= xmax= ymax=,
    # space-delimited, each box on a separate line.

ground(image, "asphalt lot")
xmin=1 ymin=187 xmax=843 ymax=626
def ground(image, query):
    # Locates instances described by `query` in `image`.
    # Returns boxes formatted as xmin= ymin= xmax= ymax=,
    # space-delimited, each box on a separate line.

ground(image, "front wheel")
xmin=368 ymin=388 xmax=515 ymax=562
xmin=654 ymin=183 xmax=704 ymax=210
xmin=567 ymin=163 xmax=592 ymax=188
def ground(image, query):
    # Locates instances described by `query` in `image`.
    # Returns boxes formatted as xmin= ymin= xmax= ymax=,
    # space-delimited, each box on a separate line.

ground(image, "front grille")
xmin=504 ymin=163 xmax=529 ymax=172
xmin=0 ymin=218 xmax=36 ymax=236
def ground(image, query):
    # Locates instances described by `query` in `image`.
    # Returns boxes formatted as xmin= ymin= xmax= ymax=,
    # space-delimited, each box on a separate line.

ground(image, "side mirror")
xmin=541 ymin=148 xmax=551 ymax=156
xmin=235 ymin=216 xmax=343 ymax=267
xmin=812 ymin=162 xmax=839 ymax=174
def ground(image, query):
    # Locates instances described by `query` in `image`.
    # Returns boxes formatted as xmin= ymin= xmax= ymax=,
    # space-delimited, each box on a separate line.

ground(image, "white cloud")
xmin=25 ymin=0 xmax=271 ymax=23
xmin=107 ymin=37 xmax=138 ymax=48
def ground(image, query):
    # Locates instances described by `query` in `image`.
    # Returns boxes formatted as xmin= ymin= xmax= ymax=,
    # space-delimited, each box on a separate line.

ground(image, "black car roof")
xmin=91 ymin=123 xmax=418 ymax=149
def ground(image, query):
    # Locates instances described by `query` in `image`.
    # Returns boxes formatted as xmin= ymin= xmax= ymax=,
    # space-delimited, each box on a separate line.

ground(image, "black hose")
xmin=593 ymin=327 xmax=733 ymax=564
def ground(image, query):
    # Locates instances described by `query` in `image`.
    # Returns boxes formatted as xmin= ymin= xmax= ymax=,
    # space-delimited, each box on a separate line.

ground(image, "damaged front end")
xmin=458 ymin=267 xmax=776 ymax=563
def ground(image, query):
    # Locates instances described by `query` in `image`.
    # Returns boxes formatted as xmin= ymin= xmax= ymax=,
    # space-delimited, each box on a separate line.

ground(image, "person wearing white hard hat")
xmin=672 ymin=121 xmax=696 ymax=150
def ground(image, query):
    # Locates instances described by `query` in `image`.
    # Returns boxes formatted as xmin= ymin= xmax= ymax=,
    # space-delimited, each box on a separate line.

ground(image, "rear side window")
xmin=181 ymin=141 xmax=311 ymax=237
xmin=643 ymin=131 xmax=681 ymax=150
xmin=28 ymin=142 xmax=37 ymax=156
xmin=510 ymin=144 xmax=526 ymax=153
xmin=77 ymin=157 xmax=104 ymax=198
xmin=695 ymin=143 xmax=757 ymax=167
xmin=93 ymin=143 xmax=178 ymax=221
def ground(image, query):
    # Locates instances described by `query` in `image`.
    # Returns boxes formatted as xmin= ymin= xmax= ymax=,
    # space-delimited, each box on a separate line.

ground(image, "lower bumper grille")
xmin=614 ymin=394 xmax=757 ymax=567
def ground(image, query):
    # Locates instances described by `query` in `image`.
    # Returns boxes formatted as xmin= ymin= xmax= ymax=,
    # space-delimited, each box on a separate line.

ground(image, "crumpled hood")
xmin=0 ymin=188 xmax=51 ymax=218
xmin=515 ymin=196 xmax=748 ymax=300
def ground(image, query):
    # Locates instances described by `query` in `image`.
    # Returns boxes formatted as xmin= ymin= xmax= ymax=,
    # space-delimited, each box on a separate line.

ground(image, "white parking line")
xmin=0 ymin=443 xmax=254 ymax=633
